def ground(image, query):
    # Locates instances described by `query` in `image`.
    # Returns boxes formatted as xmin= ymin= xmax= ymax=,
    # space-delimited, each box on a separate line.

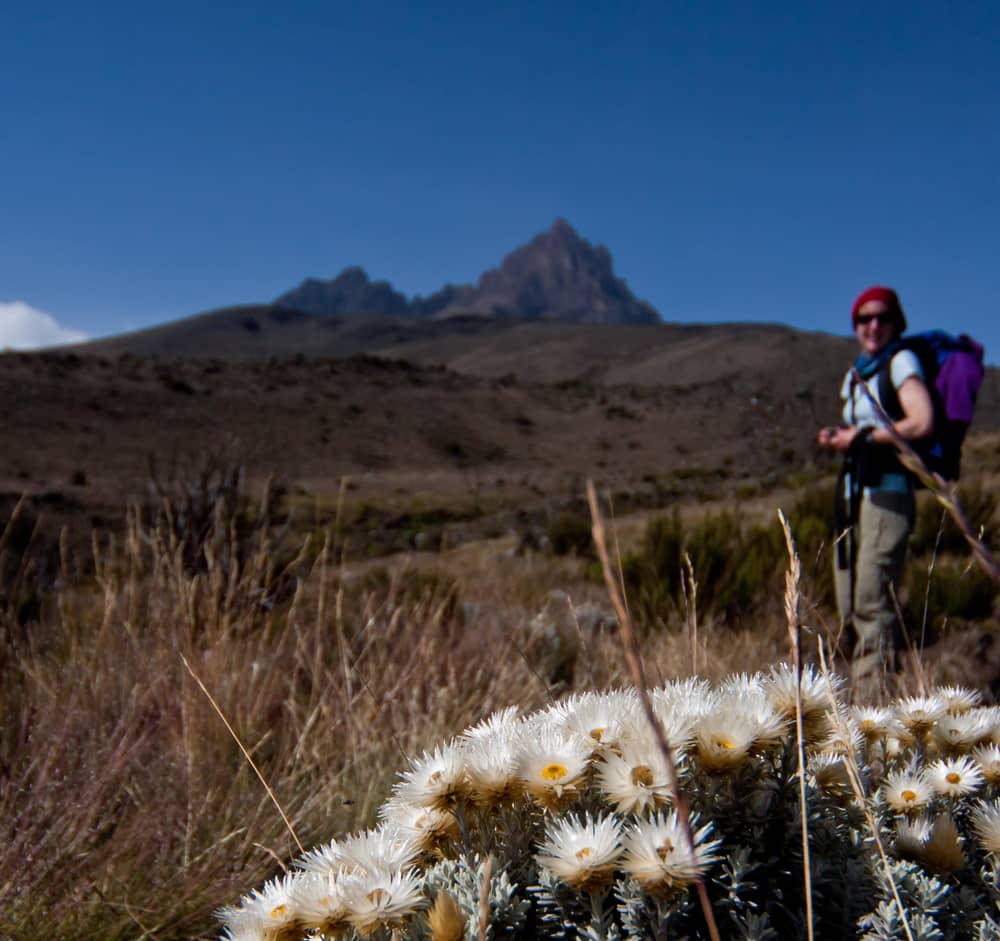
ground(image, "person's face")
xmin=854 ymin=299 xmax=897 ymax=355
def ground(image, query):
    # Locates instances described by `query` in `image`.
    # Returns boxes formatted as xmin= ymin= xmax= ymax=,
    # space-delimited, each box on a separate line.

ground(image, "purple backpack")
xmin=878 ymin=331 xmax=985 ymax=480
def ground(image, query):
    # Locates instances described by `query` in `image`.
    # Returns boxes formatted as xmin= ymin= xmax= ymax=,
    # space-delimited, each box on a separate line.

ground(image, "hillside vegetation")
xmin=2 ymin=426 xmax=998 ymax=939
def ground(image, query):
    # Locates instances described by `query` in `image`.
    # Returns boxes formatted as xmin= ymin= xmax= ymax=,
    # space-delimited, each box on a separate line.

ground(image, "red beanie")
xmin=851 ymin=285 xmax=907 ymax=332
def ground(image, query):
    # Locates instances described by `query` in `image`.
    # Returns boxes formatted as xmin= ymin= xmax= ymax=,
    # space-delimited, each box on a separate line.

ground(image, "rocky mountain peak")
xmin=274 ymin=221 xmax=660 ymax=324
xmin=276 ymin=266 xmax=409 ymax=317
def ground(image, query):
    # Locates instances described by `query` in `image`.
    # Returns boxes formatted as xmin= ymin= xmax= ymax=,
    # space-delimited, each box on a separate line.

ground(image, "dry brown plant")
xmin=2 ymin=487 xmax=902 ymax=940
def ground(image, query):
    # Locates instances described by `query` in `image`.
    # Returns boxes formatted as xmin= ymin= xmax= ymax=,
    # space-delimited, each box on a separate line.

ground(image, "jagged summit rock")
xmin=276 ymin=266 xmax=409 ymax=317
xmin=442 ymin=218 xmax=659 ymax=323
xmin=273 ymin=220 xmax=660 ymax=324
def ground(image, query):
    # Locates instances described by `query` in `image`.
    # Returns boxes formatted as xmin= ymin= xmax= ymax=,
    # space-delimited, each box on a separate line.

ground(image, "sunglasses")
xmin=855 ymin=312 xmax=896 ymax=326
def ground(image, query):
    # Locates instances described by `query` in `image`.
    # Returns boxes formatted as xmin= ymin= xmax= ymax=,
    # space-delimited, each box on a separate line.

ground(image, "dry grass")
xmin=1 ymin=464 xmax=993 ymax=939
xmin=0 ymin=491 xmax=810 ymax=940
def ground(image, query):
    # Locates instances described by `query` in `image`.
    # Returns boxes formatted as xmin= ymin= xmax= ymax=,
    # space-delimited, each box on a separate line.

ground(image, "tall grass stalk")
xmin=586 ymin=480 xmax=721 ymax=941
xmin=778 ymin=510 xmax=814 ymax=941
xmin=180 ymin=654 xmax=304 ymax=855
xmin=682 ymin=550 xmax=699 ymax=675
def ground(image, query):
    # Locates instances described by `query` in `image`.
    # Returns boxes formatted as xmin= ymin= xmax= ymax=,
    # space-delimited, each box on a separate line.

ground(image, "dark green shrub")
xmin=621 ymin=510 xmax=685 ymax=625
xmin=547 ymin=512 xmax=593 ymax=557
xmin=910 ymin=481 xmax=997 ymax=557
xmin=714 ymin=523 xmax=786 ymax=616
xmin=903 ymin=558 xmax=998 ymax=639
xmin=622 ymin=483 xmax=840 ymax=629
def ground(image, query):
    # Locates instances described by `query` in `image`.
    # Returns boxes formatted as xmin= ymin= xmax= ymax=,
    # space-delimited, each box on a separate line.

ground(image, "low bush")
xmin=547 ymin=511 xmax=594 ymax=557
xmin=904 ymin=557 xmax=999 ymax=639
xmin=622 ymin=484 xmax=838 ymax=628
xmin=911 ymin=480 xmax=998 ymax=557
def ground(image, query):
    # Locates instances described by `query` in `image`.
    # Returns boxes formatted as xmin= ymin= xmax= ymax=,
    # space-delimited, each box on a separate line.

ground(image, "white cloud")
xmin=0 ymin=301 xmax=88 ymax=351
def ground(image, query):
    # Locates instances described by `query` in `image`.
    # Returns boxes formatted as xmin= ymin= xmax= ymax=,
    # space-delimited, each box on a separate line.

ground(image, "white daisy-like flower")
xmin=721 ymin=672 xmax=767 ymax=697
xmin=555 ymin=689 xmax=639 ymax=753
xmin=393 ymin=742 xmax=468 ymax=810
xmin=379 ymin=798 xmax=458 ymax=856
xmin=535 ymin=812 xmax=624 ymax=891
xmin=972 ymin=799 xmax=1000 ymax=855
xmin=935 ymin=685 xmax=983 ymax=715
xmin=885 ymin=734 xmax=911 ymax=760
xmin=927 ymin=755 xmax=984 ymax=798
xmin=815 ymin=713 xmax=865 ymax=758
xmin=972 ymin=743 xmax=1000 ymax=785
xmin=335 ymin=824 xmax=422 ymax=875
xmin=931 ymin=710 xmax=992 ymax=754
xmin=692 ymin=708 xmax=758 ymax=773
xmin=652 ymin=678 xmax=714 ymax=719
xmin=288 ymin=870 xmax=351 ymax=937
xmin=882 ymin=768 xmax=933 ymax=814
xmin=983 ymin=706 xmax=1000 ymax=745
xmin=339 ymin=867 xmax=426 ymax=937
xmin=808 ymin=751 xmax=854 ymax=801
xmin=296 ymin=837 xmax=344 ymax=875
xmin=766 ymin=662 xmax=844 ymax=723
xmin=851 ymin=705 xmax=904 ymax=744
xmin=896 ymin=811 xmax=965 ymax=872
xmin=596 ymin=728 xmax=676 ymax=815
xmin=461 ymin=706 xmax=521 ymax=740
xmin=462 ymin=734 xmax=523 ymax=808
xmin=646 ymin=698 xmax=698 ymax=755
xmin=894 ymin=814 xmax=933 ymax=861
xmin=225 ymin=873 xmax=301 ymax=941
xmin=718 ymin=686 xmax=789 ymax=749
xmin=215 ymin=905 xmax=269 ymax=941
xmin=621 ymin=811 xmax=721 ymax=894
xmin=895 ymin=695 xmax=947 ymax=735
xmin=517 ymin=727 xmax=592 ymax=809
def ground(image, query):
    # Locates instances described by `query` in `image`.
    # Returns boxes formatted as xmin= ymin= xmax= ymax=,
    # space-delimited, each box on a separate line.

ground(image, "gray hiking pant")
xmin=834 ymin=489 xmax=915 ymax=701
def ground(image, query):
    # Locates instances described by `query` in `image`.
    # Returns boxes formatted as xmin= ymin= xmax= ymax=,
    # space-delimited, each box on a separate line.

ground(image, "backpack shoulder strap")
xmin=877 ymin=353 xmax=904 ymax=421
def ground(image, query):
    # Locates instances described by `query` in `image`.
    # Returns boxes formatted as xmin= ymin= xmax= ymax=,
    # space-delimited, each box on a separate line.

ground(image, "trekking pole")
xmin=850 ymin=368 xmax=1000 ymax=584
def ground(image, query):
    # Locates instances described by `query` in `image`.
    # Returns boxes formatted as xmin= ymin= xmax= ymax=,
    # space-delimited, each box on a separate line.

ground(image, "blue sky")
xmin=2 ymin=2 xmax=998 ymax=361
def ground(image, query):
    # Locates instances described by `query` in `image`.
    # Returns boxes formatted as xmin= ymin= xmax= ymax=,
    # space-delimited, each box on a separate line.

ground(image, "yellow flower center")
xmin=901 ymin=789 xmax=917 ymax=802
xmin=590 ymin=727 xmax=605 ymax=741
xmin=429 ymin=771 xmax=443 ymax=784
xmin=631 ymin=765 xmax=655 ymax=788
xmin=713 ymin=736 xmax=735 ymax=750
xmin=541 ymin=763 xmax=569 ymax=781
xmin=270 ymin=904 xmax=287 ymax=920
xmin=946 ymin=772 xmax=962 ymax=785
xmin=368 ymin=888 xmax=390 ymax=906
xmin=575 ymin=846 xmax=593 ymax=861
xmin=656 ymin=840 xmax=674 ymax=861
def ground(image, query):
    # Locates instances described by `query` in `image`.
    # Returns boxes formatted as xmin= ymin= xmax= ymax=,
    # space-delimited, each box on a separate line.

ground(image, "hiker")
xmin=817 ymin=286 xmax=934 ymax=699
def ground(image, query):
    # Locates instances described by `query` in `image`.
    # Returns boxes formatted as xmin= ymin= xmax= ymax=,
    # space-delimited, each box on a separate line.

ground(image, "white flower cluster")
xmin=216 ymin=670 xmax=1000 ymax=940
xmin=849 ymin=688 xmax=1000 ymax=872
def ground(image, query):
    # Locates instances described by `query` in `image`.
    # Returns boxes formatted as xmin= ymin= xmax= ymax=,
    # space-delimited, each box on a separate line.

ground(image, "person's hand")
xmin=828 ymin=425 xmax=863 ymax=453
xmin=817 ymin=425 xmax=838 ymax=447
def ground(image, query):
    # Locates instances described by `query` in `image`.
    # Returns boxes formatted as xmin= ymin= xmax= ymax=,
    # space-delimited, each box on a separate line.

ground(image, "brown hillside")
xmin=4 ymin=327 xmax=1000 ymax=564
